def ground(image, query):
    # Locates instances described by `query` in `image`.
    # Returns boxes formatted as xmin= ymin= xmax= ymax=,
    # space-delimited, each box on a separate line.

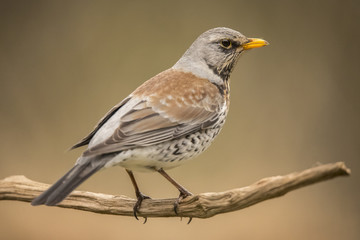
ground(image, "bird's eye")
xmin=220 ymin=39 xmax=232 ymax=49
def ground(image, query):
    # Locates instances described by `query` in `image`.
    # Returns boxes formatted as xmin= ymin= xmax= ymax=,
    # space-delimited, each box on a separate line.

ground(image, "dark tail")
xmin=31 ymin=156 xmax=109 ymax=206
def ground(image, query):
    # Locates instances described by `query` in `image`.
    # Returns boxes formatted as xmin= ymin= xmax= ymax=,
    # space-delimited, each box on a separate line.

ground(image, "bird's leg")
xmin=126 ymin=169 xmax=151 ymax=222
xmin=157 ymin=168 xmax=193 ymax=223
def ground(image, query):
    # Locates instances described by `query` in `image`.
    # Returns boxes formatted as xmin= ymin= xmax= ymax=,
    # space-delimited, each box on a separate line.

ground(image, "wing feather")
xmin=70 ymin=97 xmax=131 ymax=150
xmin=81 ymin=69 xmax=225 ymax=157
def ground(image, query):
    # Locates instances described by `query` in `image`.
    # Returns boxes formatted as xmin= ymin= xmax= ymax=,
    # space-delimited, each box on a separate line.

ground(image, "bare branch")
xmin=0 ymin=162 xmax=350 ymax=219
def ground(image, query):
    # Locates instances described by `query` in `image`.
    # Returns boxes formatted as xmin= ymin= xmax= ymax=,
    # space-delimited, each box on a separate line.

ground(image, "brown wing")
xmin=82 ymin=69 xmax=225 ymax=157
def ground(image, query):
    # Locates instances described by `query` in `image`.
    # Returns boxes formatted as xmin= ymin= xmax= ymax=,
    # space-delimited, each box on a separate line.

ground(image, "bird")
xmin=31 ymin=27 xmax=268 ymax=220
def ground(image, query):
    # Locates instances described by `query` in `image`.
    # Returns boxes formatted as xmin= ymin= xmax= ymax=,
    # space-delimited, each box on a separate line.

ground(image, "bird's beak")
xmin=242 ymin=38 xmax=269 ymax=50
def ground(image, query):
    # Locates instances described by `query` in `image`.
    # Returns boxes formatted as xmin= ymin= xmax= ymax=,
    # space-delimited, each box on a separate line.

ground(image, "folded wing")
xmin=75 ymin=69 xmax=225 ymax=157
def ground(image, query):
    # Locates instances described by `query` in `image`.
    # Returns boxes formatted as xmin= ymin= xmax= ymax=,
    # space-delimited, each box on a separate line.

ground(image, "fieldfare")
xmin=31 ymin=27 xmax=268 ymax=220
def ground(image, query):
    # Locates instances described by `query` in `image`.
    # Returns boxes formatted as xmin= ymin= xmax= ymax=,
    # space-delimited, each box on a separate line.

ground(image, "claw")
xmin=174 ymin=190 xmax=192 ymax=215
xmin=179 ymin=216 xmax=193 ymax=224
xmin=133 ymin=191 xmax=151 ymax=221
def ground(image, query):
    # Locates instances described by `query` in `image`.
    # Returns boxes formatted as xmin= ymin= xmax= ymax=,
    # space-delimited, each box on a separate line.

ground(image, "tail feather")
xmin=31 ymin=156 xmax=108 ymax=206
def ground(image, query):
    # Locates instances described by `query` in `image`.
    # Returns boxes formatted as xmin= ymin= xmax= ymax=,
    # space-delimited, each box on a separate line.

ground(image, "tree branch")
xmin=0 ymin=162 xmax=350 ymax=219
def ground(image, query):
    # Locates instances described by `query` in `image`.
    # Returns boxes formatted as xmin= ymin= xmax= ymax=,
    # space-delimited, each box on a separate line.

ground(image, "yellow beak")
xmin=242 ymin=38 xmax=269 ymax=50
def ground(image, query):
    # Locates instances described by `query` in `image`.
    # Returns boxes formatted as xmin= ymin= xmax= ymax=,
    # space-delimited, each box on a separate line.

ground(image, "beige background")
xmin=1 ymin=0 xmax=359 ymax=239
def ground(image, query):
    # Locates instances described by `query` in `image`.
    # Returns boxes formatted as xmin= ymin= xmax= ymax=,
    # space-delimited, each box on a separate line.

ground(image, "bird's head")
xmin=173 ymin=27 xmax=268 ymax=83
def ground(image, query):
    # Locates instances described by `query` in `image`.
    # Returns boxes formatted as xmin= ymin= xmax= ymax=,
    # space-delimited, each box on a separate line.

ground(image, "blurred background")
xmin=1 ymin=0 xmax=359 ymax=239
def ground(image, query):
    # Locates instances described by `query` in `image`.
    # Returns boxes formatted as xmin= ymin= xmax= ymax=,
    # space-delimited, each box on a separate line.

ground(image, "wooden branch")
xmin=0 ymin=162 xmax=350 ymax=219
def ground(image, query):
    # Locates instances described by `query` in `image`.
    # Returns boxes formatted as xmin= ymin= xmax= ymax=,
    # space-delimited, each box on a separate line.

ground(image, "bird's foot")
xmin=133 ymin=191 xmax=151 ymax=223
xmin=174 ymin=190 xmax=193 ymax=224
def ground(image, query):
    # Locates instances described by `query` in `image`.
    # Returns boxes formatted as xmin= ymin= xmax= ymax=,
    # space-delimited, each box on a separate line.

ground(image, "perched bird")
xmin=31 ymin=27 xmax=268 ymax=219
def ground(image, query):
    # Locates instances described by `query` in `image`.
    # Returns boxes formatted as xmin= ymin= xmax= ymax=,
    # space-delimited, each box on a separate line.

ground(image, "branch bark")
xmin=0 ymin=162 xmax=350 ymax=219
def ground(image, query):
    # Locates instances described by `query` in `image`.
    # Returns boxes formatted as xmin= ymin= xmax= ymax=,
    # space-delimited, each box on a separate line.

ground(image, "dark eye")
xmin=220 ymin=39 xmax=232 ymax=49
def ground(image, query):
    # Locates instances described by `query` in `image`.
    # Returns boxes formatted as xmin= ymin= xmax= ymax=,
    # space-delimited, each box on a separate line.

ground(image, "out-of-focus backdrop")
xmin=1 ymin=1 xmax=359 ymax=239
